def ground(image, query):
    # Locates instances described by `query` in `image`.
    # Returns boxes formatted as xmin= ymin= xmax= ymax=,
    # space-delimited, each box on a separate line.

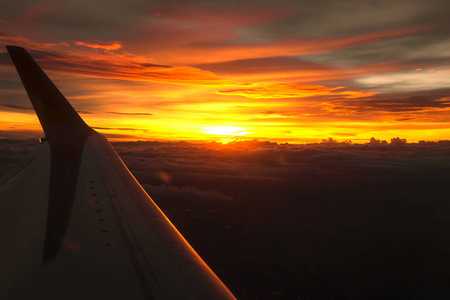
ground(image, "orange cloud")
xmin=74 ymin=40 xmax=123 ymax=50
xmin=0 ymin=33 xmax=68 ymax=49
xmin=3 ymin=48 xmax=235 ymax=87
xmin=215 ymin=84 xmax=376 ymax=99
xmin=1 ymin=36 xmax=378 ymax=101
xmin=199 ymin=58 xmax=425 ymax=85
xmin=28 ymin=50 xmax=377 ymax=98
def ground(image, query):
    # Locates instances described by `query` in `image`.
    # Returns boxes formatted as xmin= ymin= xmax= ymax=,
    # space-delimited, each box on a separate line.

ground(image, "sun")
xmin=201 ymin=126 xmax=248 ymax=136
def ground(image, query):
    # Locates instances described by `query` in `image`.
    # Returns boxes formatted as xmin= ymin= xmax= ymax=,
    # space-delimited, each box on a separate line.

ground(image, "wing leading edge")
xmin=0 ymin=46 xmax=235 ymax=299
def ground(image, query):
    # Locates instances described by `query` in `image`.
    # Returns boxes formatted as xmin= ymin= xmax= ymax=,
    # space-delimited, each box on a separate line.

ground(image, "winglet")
xmin=6 ymin=46 xmax=93 ymax=146
xmin=7 ymin=46 xmax=95 ymax=262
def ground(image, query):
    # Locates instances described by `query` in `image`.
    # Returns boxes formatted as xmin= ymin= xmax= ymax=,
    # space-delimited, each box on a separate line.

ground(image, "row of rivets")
xmin=90 ymin=180 xmax=111 ymax=247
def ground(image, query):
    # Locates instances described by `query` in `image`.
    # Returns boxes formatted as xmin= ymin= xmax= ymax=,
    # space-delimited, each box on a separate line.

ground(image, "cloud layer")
xmin=3 ymin=138 xmax=450 ymax=298
xmin=115 ymin=139 xmax=450 ymax=299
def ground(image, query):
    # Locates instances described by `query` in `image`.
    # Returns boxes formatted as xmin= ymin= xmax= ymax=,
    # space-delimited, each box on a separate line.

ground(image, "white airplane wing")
xmin=0 ymin=46 xmax=235 ymax=300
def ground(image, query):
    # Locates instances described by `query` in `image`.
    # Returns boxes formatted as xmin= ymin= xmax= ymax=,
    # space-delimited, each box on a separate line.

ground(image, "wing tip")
xmin=6 ymin=45 xmax=26 ymax=54
xmin=6 ymin=45 xmax=23 ymax=49
xmin=7 ymin=45 xmax=94 ymax=146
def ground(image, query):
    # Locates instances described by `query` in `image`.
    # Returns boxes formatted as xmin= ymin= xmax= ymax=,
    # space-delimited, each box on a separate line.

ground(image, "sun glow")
xmin=201 ymin=126 xmax=249 ymax=136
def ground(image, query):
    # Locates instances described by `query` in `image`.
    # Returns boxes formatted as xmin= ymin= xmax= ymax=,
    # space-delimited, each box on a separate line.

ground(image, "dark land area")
xmin=2 ymin=138 xmax=450 ymax=299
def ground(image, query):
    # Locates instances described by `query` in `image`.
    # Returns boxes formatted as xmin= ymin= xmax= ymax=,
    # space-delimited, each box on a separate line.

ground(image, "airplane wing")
xmin=0 ymin=46 xmax=235 ymax=300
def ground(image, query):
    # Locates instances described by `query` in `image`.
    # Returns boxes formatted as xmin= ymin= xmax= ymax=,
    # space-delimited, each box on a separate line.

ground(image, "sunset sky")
xmin=1 ymin=0 xmax=450 ymax=143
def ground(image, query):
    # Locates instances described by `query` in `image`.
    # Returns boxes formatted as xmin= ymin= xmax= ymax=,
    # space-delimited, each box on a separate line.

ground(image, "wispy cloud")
xmin=146 ymin=25 xmax=437 ymax=65
xmin=355 ymin=68 xmax=450 ymax=92
xmin=0 ymin=47 xmax=237 ymax=87
xmin=216 ymin=83 xmax=376 ymax=99
xmin=93 ymin=126 xmax=148 ymax=132
xmin=74 ymin=40 xmax=123 ymax=50
xmin=106 ymin=111 xmax=153 ymax=116
xmin=325 ymin=95 xmax=450 ymax=115
xmin=0 ymin=32 xmax=67 ymax=49
xmin=0 ymin=39 xmax=377 ymax=100
xmin=0 ymin=104 xmax=33 ymax=110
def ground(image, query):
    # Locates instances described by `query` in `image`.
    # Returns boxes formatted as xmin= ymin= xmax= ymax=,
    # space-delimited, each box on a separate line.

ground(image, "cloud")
xmin=236 ymin=0 xmax=447 ymax=39
xmin=325 ymin=93 xmax=450 ymax=115
xmin=73 ymin=40 xmax=122 ymax=50
xmin=0 ymin=104 xmax=33 ymax=110
xmin=196 ymin=56 xmax=423 ymax=87
xmin=0 ymin=46 xmax=237 ymax=87
xmin=390 ymin=137 xmax=407 ymax=145
xmin=1 ymin=39 xmax=377 ymax=101
xmin=143 ymin=184 xmax=235 ymax=203
xmin=216 ymin=83 xmax=377 ymax=99
xmin=93 ymin=126 xmax=148 ymax=132
xmin=106 ymin=111 xmax=153 ymax=116
xmin=0 ymin=32 xmax=68 ymax=49
xmin=0 ymin=129 xmax=42 ymax=140
xmin=12 ymin=0 xmax=63 ymax=25
xmin=355 ymin=68 xmax=450 ymax=92
xmin=111 ymin=138 xmax=449 ymax=197
xmin=148 ymin=24 xmax=436 ymax=65
xmin=100 ymin=133 xmax=139 ymax=139
xmin=0 ymin=138 xmax=39 ymax=173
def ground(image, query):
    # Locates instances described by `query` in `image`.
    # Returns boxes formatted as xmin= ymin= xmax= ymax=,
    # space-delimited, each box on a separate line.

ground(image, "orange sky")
xmin=1 ymin=1 xmax=450 ymax=143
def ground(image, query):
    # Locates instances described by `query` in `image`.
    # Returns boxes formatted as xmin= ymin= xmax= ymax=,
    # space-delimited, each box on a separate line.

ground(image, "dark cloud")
xmin=329 ymin=91 xmax=450 ymax=114
xmin=93 ymin=126 xmax=148 ymax=132
xmin=0 ymin=79 xmax=26 ymax=90
xmin=195 ymin=56 xmax=332 ymax=75
xmin=0 ymin=90 xmax=32 ymax=113
xmin=0 ymin=0 xmax=140 ymax=40
xmin=106 ymin=111 xmax=153 ymax=116
xmin=239 ymin=0 xmax=450 ymax=39
xmin=302 ymin=27 xmax=450 ymax=67
xmin=0 ymin=138 xmax=38 ymax=174
xmin=143 ymin=184 xmax=234 ymax=203
xmin=260 ymin=110 xmax=302 ymax=116
xmin=0 ymin=51 xmax=10 ymax=64
xmin=332 ymin=132 xmax=357 ymax=137
xmin=101 ymin=133 xmax=139 ymax=139
xmin=396 ymin=116 xmax=415 ymax=121
xmin=29 ymin=49 xmax=66 ymax=60
xmin=0 ymin=130 xmax=42 ymax=139
xmin=139 ymin=63 xmax=171 ymax=68
xmin=220 ymin=1 xmax=450 ymax=76
xmin=0 ymin=103 xmax=33 ymax=110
